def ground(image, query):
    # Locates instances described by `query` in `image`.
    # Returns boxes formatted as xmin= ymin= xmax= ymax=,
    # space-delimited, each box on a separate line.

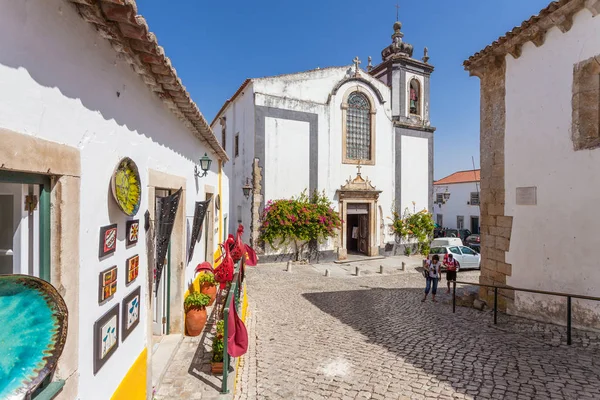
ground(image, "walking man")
xmin=444 ymin=253 xmax=459 ymax=293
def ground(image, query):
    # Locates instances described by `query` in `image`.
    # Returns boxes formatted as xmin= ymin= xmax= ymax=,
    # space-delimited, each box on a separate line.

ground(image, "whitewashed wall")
xmin=400 ymin=136 xmax=429 ymax=215
xmin=253 ymin=68 xmax=398 ymax=248
xmin=264 ymin=117 xmax=311 ymax=200
xmin=0 ymin=0 xmax=228 ymax=397
xmin=433 ymin=182 xmax=480 ymax=230
xmin=504 ymin=8 xmax=600 ymax=326
xmin=216 ymin=85 xmax=254 ymax=245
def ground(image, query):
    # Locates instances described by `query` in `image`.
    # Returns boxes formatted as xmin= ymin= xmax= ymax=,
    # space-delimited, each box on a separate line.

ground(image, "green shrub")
xmin=184 ymin=292 xmax=211 ymax=311
xmin=197 ymin=272 xmax=216 ymax=286
xmin=392 ymin=206 xmax=435 ymax=256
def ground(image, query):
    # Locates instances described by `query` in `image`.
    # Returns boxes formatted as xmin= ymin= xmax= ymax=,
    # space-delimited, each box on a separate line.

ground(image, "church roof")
xmin=210 ymin=65 xmax=385 ymax=126
xmin=434 ymin=170 xmax=480 ymax=185
xmin=66 ymin=0 xmax=228 ymax=161
xmin=464 ymin=0 xmax=594 ymax=72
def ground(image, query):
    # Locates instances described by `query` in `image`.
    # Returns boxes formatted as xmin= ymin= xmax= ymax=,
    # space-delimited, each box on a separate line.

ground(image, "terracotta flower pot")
xmin=185 ymin=308 xmax=207 ymax=336
xmin=211 ymin=361 xmax=223 ymax=375
xmin=200 ymin=283 xmax=217 ymax=306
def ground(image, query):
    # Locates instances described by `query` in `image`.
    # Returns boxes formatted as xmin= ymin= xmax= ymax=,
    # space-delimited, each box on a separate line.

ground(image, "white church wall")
xmin=330 ymin=80 xmax=396 ymax=247
xmin=0 ymin=1 xmax=227 ymax=397
xmin=254 ymin=67 xmax=350 ymax=104
xmin=503 ymin=8 xmax=600 ymax=327
xmin=400 ymin=136 xmax=429 ymax=215
xmin=264 ymin=117 xmax=311 ymax=200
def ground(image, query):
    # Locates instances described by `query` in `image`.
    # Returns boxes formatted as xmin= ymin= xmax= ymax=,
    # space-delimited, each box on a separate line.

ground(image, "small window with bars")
xmin=457 ymin=216 xmax=464 ymax=230
xmin=346 ymin=92 xmax=371 ymax=160
xmin=435 ymin=193 xmax=444 ymax=204
xmin=470 ymin=192 xmax=480 ymax=206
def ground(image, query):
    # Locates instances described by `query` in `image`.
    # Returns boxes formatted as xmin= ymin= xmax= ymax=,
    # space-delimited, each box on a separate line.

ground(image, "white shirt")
xmin=427 ymin=261 xmax=441 ymax=278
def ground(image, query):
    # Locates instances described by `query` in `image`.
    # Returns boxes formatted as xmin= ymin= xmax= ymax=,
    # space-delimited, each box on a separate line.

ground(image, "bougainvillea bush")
xmin=259 ymin=190 xmax=341 ymax=261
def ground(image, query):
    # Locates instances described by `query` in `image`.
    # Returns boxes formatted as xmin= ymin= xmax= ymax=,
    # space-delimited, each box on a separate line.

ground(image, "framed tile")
xmin=93 ymin=304 xmax=119 ymax=375
xmin=99 ymin=224 xmax=118 ymax=258
xmin=126 ymin=220 xmax=139 ymax=247
xmin=99 ymin=266 xmax=118 ymax=304
xmin=126 ymin=255 xmax=139 ymax=285
xmin=122 ymin=286 xmax=141 ymax=341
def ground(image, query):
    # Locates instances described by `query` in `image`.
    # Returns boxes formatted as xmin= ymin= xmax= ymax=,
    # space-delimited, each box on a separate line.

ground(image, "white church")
xmin=212 ymin=20 xmax=435 ymax=262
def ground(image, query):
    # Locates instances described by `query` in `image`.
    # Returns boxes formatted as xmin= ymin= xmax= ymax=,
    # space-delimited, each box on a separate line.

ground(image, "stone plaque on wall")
xmin=516 ymin=187 xmax=537 ymax=205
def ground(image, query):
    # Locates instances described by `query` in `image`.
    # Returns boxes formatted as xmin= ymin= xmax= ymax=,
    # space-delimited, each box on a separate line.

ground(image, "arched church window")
xmin=346 ymin=92 xmax=372 ymax=160
xmin=409 ymin=79 xmax=421 ymax=116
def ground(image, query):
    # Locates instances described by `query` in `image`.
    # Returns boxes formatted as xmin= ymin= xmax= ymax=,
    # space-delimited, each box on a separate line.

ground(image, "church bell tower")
xmin=369 ymin=20 xmax=435 ymax=130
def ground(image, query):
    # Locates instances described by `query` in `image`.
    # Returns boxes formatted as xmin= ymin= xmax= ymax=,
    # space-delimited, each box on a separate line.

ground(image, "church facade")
xmin=213 ymin=21 xmax=435 ymax=261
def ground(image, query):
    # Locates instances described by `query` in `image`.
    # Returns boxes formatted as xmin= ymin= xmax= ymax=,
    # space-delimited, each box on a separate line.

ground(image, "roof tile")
xmin=434 ymin=170 xmax=480 ymax=185
xmin=67 ymin=0 xmax=228 ymax=161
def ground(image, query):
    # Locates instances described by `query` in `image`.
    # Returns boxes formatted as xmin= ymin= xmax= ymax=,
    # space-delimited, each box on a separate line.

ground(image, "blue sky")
xmin=137 ymin=0 xmax=550 ymax=180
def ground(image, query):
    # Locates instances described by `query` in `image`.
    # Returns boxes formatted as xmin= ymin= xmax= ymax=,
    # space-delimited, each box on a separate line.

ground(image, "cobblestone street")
xmin=236 ymin=263 xmax=600 ymax=400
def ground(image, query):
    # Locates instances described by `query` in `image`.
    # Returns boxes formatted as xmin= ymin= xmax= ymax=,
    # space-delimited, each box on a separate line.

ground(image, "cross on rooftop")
xmin=353 ymin=56 xmax=361 ymax=76
xmin=395 ymin=3 xmax=400 ymax=21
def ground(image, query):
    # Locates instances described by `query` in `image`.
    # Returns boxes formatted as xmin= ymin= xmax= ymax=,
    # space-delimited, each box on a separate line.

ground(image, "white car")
xmin=429 ymin=245 xmax=481 ymax=270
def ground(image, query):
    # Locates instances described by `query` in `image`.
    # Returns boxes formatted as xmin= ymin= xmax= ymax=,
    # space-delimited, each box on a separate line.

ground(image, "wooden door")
xmin=358 ymin=214 xmax=369 ymax=255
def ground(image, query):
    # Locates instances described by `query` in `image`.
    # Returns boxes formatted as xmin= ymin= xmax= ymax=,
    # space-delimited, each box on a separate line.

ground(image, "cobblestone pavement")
xmin=235 ymin=263 xmax=600 ymax=400
xmin=154 ymin=302 xmax=231 ymax=400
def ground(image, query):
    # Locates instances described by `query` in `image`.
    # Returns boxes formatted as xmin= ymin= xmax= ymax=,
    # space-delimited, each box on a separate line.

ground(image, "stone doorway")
xmin=346 ymin=204 xmax=370 ymax=255
xmin=336 ymin=169 xmax=382 ymax=260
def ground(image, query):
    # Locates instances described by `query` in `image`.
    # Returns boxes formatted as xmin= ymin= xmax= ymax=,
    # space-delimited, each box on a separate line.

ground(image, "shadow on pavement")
xmin=302 ymin=286 xmax=600 ymax=397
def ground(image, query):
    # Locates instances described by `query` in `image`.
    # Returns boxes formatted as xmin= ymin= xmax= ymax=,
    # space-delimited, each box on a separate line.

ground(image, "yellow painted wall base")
xmin=233 ymin=282 xmax=249 ymax=395
xmin=111 ymin=348 xmax=147 ymax=400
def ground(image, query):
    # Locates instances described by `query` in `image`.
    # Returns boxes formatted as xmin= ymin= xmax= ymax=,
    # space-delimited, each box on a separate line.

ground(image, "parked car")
xmin=434 ymin=228 xmax=472 ymax=242
xmin=465 ymin=234 xmax=481 ymax=252
xmin=431 ymin=237 xmax=464 ymax=248
xmin=428 ymin=245 xmax=481 ymax=270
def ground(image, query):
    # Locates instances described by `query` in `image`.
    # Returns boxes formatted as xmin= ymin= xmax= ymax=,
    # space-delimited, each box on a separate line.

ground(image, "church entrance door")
xmin=358 ymin=214 xmax=369 ymax=254
xmin=346 ymin=203 xmax=369 ymax=256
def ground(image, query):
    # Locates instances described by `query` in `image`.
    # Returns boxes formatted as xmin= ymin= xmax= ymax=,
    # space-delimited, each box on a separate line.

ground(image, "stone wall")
xmin=476 ymin=58 xmax=514 ymax=311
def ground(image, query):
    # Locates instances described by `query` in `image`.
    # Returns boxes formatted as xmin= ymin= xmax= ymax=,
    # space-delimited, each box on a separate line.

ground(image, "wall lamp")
xmin=242 ymin=178 xmax=252 ymax=199
xmin=194 ymin=153 xmax=212 ymax=178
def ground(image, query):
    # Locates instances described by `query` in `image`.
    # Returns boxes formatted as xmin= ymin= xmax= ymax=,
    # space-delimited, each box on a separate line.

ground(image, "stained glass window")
xmin=346 ymin=92 xmax=371 ymax=160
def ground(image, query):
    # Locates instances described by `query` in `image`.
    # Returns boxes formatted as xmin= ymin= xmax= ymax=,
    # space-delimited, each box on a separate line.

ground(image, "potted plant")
xmin=197 ymin=272 xmax=217 ymax=306
xmin=211 ymin=320 xmax=225 ymax=374
xmin=184 ymin=292 xmax=211 ymax=336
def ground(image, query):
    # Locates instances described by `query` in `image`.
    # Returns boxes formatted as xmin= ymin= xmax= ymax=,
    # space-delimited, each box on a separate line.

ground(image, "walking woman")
xmin=423 ymin=254 xmax=442 ymax=302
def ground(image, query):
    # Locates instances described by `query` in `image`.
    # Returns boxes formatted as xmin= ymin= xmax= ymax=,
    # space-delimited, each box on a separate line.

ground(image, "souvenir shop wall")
xmin=0 ymin=2 xmax=229 ymax=397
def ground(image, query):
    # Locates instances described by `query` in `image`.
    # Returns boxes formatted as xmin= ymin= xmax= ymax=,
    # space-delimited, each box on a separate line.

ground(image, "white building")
xmin=464 ymin=0 xmax=600 ymax=328
xmin=213 ymin=21 xmax=435 ymax=261
xmin=433 ymin=170 xmax=480 ymax=233
xmin=0 ymin=0 xmax=228 ymax=398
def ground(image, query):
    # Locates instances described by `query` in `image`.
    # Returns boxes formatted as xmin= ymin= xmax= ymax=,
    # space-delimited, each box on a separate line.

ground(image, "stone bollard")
xmin=325 ymin=269 xmax=330 ymax=277
xmin=379 ymin=265 xmax=384 ymax=274
xmin=401 ymin=262 xmax=406 ymax=271
xmin=355 ymin=266 xmax=360 ymax=276
xmin=286 ymin=261 xmax=292 ymax=272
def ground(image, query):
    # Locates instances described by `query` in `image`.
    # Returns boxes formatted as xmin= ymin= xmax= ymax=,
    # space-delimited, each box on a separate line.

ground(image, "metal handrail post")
xmin=452 ymin=281 xmax=456 ymax=313
xmin=220 ymin=260 xmax=242 ymax=394
xmin=567 ymin=296 xmax=572 ymax=345
xmin=221 ymin=301 xmax=230 ymax=394
xmin=493 ymin=287 xmax=498 ymax=325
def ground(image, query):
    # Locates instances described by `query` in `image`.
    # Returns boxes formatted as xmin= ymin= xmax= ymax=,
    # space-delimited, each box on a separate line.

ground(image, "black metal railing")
xmin=452 ymin=280 xmax=600 ymax=345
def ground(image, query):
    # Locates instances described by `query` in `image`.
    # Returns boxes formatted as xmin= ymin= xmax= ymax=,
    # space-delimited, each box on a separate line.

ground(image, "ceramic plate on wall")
xmin=111 ymin=157 xmax=142 ymax=217
xmin=0 ymin=275 xmax=68 ymax=400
